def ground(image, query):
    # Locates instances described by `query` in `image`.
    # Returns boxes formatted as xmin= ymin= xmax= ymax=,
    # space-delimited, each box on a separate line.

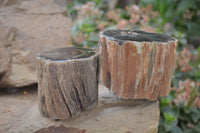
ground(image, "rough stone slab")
xmin=0 ymin=14 xmax=72 ymax=88
xmin=0 ymin=26 xmax=12 ymax=77
xmin=0 ymin=0 xmax=66 ymax=15
xmin=0 ymin=0 xmax=72 ymax=88
xmin=0 ymin=85 xmax=160 ymax=133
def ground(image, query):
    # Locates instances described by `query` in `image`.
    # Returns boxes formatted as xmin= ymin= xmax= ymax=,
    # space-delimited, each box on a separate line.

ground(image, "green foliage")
xmin=159 ymin=90 xmax=200 ymax=133
xmin=140 ymin=0 xmax=200 ymax=39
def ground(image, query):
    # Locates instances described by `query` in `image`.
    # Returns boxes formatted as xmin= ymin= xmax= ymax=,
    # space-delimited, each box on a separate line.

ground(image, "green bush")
xmin=140 ymin=0 xmax=200 ymax=39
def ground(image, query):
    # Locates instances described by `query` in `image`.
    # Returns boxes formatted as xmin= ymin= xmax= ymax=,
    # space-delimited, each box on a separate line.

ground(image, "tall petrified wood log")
xmin=99 ymin=30 xmax=178 ymax=100
xmin=37 ymin=47 xmax=98 ymax=120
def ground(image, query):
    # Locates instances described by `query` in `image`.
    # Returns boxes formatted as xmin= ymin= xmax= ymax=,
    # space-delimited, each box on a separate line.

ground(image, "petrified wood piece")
xmin=37 ymin=47 xmax=98 ymax=120
xmin=99 ymin=30 xmax=178 ymax=100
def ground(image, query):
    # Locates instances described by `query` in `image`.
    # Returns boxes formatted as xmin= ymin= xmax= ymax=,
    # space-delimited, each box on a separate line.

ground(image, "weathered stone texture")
xmin=0 ymin=26 xmax=13 ymax=78
xmin=0 ymin=85 xmax=160 ymax=133
xmin=0 ymin=0 xmax=72 ymax=88
xmin=0 ymin=0 xmax=66 ymax=15
xmin=99 ymin=30 xmax=178 ymax=100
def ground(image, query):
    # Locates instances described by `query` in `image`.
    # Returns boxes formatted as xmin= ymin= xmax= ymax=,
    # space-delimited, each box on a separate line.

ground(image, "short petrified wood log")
xmin=37 ymin=47 xmax=98 ymax=120
xmin=99 ymin=30 xmax=178 ymax=100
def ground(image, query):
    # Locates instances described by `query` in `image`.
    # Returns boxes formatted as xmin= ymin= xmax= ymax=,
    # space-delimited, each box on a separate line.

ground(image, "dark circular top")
xmin=38 ymin=47 xmax=96 ymax=61
xmin=102 ymin=30 xmax=176 ymax=43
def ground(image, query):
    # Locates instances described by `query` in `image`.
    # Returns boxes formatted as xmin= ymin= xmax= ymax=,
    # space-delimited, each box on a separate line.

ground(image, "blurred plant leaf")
xmin=171 ymin=125 xmax=183 ymax=133
xmin=186 ymin=22 xmax=200 ymax=37
xmin=177 ymin=0 xmax=197 ymax=14
xmin=164 ymin=112 xmax=177 ymax=123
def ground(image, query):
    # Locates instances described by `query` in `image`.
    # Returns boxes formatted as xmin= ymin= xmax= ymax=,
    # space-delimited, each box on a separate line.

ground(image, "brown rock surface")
xmin=99 ymin=30 xmax=178 ymax=100
xmin=0 ymin=85 xmax=160 ymax=133
xmin=0 ymin=0 xmax=66 ymax=15
xmin=0 ymin=26 xmax=13 ymax=78
xmin=0 ymin=0 xmax=72 ymax=88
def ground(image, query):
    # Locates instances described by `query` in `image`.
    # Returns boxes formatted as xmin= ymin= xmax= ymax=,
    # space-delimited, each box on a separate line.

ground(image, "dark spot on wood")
xmin=41 ymin=110 xmax=49 ymax=117
xmin=106 ymin=71 xmax=111 ymax=89
xmin=41 ymin=96 xmax=45 ymax=104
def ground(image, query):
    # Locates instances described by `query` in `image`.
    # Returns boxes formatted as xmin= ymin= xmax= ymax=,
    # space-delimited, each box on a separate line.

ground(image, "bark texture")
xmin=99 ymin=30 xmax=178 ymax=100
xmin=37 ymin=47 xmax=98 ymax=120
